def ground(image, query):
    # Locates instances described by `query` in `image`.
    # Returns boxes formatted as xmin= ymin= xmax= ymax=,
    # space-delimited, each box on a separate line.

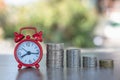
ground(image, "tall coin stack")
xmin=46 ymin=43 xmax=64 ymax=68
xmin=66 ymin=49 xmax=81 ymax=68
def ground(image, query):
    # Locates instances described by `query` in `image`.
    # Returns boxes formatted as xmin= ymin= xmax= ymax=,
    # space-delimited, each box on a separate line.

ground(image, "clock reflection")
xmin=16 ymin=68 xmax=43 ymax=80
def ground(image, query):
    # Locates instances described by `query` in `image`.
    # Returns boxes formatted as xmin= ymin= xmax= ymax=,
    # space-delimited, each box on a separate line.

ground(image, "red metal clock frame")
xmin=14 ymin=27 xmax=43 ymax=69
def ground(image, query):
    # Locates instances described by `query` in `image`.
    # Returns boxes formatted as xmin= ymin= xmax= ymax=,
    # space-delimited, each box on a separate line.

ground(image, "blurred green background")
xmin=0 ymin=0 xmax=97 ymax=48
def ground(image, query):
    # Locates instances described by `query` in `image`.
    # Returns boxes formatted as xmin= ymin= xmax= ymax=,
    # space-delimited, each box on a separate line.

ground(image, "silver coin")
xmin=47 ymin=59 xmax=63 ymax=63
xmin=47 ymin=51 xmax=64 ymax=56
xmin=46 ymin=43 xmax=64 ymax=51
xmin=46 ymin=50 xmax=64 ymax=55
xmin=47 ymin=51 xmax=64 ymax=58
xmin=47 ymin=63 xmax=63 ymax=68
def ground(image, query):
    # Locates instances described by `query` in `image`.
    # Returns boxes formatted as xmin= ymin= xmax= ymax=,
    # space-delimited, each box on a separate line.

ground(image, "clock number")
xmin=29 ymin=60 xmax=32 ymax=64
xmin=22 ymin=45 xmax=25 ymax=47
xmin=18 ymin=52 xmax=21 ymax=56
xmin=25 ymin=59 xmax=27 ymax=62
xmin=26 ymin=42 xmax=30 ymax=47
xmin=18 ymin=52 xmax=23 ymax=59
xmin=34 ymin=47 xmax=37 ymax=49
xmin=32 ymin=43 xmax=34 ymax=46
xmin=36 ymin=49 xmax=39 ymax=53
xmin=33 ymin=58 xmax=36 ymax=61
xmin=36 ymin=55 xmax=39 ymax=58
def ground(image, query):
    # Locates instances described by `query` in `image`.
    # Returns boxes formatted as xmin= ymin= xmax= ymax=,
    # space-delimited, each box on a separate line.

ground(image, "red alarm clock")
xmin=14 ymin=27 xmax=43 ymax=69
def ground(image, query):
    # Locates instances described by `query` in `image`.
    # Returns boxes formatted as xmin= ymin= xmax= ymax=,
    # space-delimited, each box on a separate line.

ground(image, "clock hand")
xmin=30 ymin=52 xmax=39 ymax=55
xmin=21 ymin=54 xmax=28 ymax=58
xmin=21 ymin=51 xmax=39 ymax=58
xmin=21 ymin=51 xmax=31 ymax=58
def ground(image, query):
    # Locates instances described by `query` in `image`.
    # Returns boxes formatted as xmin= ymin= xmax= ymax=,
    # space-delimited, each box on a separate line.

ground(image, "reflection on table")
xmin=16 ymin=68 xmax=43 ymax=80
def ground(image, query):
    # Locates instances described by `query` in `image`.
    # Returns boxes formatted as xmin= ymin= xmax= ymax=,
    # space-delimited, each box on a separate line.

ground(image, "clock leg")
xmin=35 ymin=64 xmax=40 ymax=69
xmin=18 ymin=64 xmax=22 ymax=69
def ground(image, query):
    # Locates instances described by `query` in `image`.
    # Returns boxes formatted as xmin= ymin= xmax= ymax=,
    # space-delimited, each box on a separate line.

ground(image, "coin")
xmin=46 ymin=43 xmax=64 ymax=51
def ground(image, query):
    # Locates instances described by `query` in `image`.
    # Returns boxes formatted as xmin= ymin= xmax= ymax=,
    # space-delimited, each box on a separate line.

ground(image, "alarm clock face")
xmin=16 ymin=41 xmax=41 ymax=65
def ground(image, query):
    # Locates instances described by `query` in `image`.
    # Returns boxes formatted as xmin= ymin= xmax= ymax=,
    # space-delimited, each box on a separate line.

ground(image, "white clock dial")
xmin=16 ymin=41 xmax=40 ymax=64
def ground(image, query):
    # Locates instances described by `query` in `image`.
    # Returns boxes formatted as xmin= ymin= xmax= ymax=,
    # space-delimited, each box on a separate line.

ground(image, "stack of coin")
xmin=83 ymin=56 xmax=97 ymax=68
xmin=99 ymin=59 xmax=114 ymax=68
xmin=46 ymin=43 xmax=64 ymax=68
xmin=66 ymin=49 xmax=81 ymax=68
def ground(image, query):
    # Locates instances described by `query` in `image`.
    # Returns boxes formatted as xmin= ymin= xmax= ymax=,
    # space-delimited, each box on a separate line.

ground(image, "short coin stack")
xmin=66 ymin=49 xmax=81 ymax=68
xmin=83 ymin=56 xmax=97 ymax=68
xmin=46 ymin=43 xmax=64 ymax=68
xmin=99 ymin=59 xmax=114 ymax=68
